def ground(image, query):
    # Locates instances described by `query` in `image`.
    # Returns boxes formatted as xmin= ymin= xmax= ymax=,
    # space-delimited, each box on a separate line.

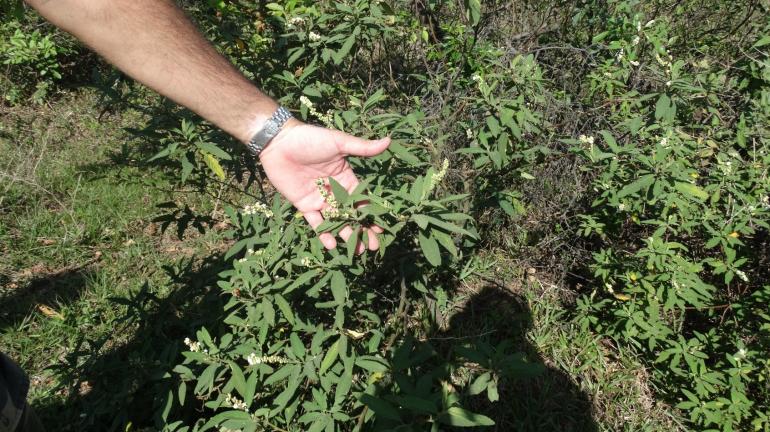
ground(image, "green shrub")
xmin=151 ymin=2 xmax=547 ymax=430
xmin=568 ymin=3 xmax=770 ymax=430
xmin=147 ymin=1 xmax=769 ymax=430
xmin=6 ymin=0 xmax=768 ymax=430
xmin=0 ymin=2 xmax=78 ymax=104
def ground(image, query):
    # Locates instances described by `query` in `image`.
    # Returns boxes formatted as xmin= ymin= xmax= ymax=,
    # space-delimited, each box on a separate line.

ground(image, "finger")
xmin=364 ymin=228 xmax=379 ymax=251
xmin=339 ymin=225 xmax=354 ymax=244
xmin=339 ymin=225 xmax=366 ymax=255
xmin=303 ymin=211 xmax=337 ymax=249
xmin=334 ymin=132 xmax=391 ymax=157
xmin=370 ymin=225 xmax=384 ymax=234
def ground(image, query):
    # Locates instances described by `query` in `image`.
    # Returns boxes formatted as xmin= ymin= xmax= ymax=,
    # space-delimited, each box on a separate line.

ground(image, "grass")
xmin=1 ymin=88 xmax=686 ymax=431
xmin=438 ymin=251 xmax=685 ymax=432
xmin=0 ymin=88 xmax=229 ymax=430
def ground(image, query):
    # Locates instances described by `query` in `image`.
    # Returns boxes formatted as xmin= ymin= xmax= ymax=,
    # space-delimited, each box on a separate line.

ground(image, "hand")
xmin=258 ymin=119 xmax=390 ymax=253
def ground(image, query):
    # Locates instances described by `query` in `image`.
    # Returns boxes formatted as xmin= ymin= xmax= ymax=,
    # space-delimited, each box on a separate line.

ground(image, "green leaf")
xmin=417 ymin=215 xmax=476 ymax=239
xmin=229 ymin=362 xmax=247 ymax=398
xmin=617 ymin=174 xmax=655 ymax=198
xmin=194 ymin=363 xmax=218 ymax=394
xmin=307 ymin=418 xmax=329 ymax=432
xmin=202 ymin=152 xmax=225 ymax=181
xmin=592 ymin=31 xmax=610 ymax=43
xmin=320 ymin=337 xmax=341 ymax=374
xmin=330 ymin=271 xmax=347 ymax=304
xmin=360 ymin=394 xmax=402 ymax=421
xmin=286 ymin=269 xmax=321 ymax=294
xmin=674 ymin=182 xmax=708 ymax=200
xmin=274 ymin=294 xmax=295 ymax=325
xmin=328 ymin=177 xmax=349 ymax=204
xmin=303 ymin=86 xmax=323 ymax=98
xmin=465 ymin=0 xmax=481 ymax=26
xmin=432 ymin=229 xmax=458 ymax=258
xmin=486 ymin=380 xmax=499 ymax=402
xmin=272 ymin=371 xmax=300 ymax=412
xmin=345 ymin=228 xmax=359 ymax=262
xmin=264 ymin=364 xmax=297 ymax=386
xmin=468 ymin=372 xmax=490 ymax=395
xmin=332 ymin=30 xmax=358 ymax=65
xmin=394 ymin=395 xmax=438 ymax=414
xmin=290 ymin=333 xmax=306 ymax=358
xmin=418 ymin=230 xmax=442 ymax=266
xmin=148 ymin=146 xmax=172 ymax=162
xmin=438 ymin=406 xmax=495 ymax=427
xmin=287 ymin=47 xmax=306 ymax=65
xmin=197 ymin=142 xmax=232 ymax=160
xmin=654 ymin=94 xmax=676 ymax=122
xmin=387 ymin=142 xmax=421 ymax=165
xmin=355 ymin=356 xmax=389 ymax=373
xmin=599 ymin=130 xmax=619 ymax=153
xmin=753 ymin=35 xmax=770 ymax=48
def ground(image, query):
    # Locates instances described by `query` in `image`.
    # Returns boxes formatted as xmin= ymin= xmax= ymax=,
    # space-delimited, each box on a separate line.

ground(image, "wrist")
xmin=257 ymin=117 xmax=303 ymax=160
xmin=243 ymin=105 xmax=295 ymax=156
xmin=239 ymin=103 xmax=279 ymax=145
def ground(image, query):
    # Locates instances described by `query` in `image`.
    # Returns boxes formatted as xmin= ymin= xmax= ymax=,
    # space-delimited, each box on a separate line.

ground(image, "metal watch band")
xmin=246 ymin=106 xmax=293 ymax=156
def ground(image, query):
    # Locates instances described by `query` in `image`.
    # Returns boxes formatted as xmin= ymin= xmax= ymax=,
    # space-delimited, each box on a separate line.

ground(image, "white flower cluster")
xmin=421 ymin=159 xmax=449 ymax=199
xmin=242 ymin=202 xmax=273 ymax=218
xmin=717 ymin=159 xmax=734 ymax=176
xmin=735 ymin=269 xmax=749 ymax=283
xmin=654 ymin=50 xmax=674 ymax=87
xmin=431 ymin=158 xmax=450 ymax=185
xmin=287 ymin=16 xmax=305 ymax=29
xmin=238 ymin=248 xmax=265 ymax=264
xmin=308 ymin=31 xmax=322 ymax=42
xmin=578 ymin=134 xmax=595 ymax=145
xmin=246 ymin=353 xmax=290 ymax=366
xmin=225 ymin=393 xmax=248 ymax=411
xmin=300 ymin=256 xmax=312 ymax=267
xmin=183 ymin=337 xmax=202 ymax=352
xmin=316 ymin=178 xmax=352 ymax=220
xmin=733 ymin=348 xmax=748 ymax=362
xmin=299 ymin=96 xmax=334 ymax=128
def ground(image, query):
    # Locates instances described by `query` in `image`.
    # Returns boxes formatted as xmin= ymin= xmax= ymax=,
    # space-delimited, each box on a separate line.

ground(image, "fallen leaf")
xmin=37 ymin=304 xmax=64 ymax=320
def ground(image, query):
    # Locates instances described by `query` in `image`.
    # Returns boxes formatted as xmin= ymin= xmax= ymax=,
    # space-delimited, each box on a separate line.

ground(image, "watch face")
xmin=247 ymin=107 xmax=293 ymax=154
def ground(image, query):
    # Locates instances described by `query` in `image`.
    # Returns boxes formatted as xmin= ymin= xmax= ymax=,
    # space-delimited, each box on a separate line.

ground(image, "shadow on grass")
xmin=31 ymin=254 xmax=229 ymax=431
xmin=362 ymin=283 xmax=598 ymax=432
xmin=441 ymin=285 xmax=596 ymax=431
xmin=0 ymin=267 xmax=94 ymax=332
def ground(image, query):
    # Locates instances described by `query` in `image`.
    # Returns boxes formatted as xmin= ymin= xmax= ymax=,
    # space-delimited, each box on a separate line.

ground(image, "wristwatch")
xmin=246 ymin=106 xmax=293 ymax=156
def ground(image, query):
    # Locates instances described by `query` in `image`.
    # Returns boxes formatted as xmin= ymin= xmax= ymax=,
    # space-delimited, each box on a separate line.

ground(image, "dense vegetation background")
xmin=1 ymin=0 xmax=768 ymax=431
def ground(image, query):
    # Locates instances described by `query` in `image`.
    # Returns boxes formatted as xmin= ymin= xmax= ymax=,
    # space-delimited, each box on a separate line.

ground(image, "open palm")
xmin=258 ymin=120 xmax=390 ymax=252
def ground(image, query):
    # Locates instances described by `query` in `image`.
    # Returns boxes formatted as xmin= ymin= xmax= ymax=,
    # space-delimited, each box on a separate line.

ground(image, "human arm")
xmin=26 ymin=0 xmax=390 ymax=251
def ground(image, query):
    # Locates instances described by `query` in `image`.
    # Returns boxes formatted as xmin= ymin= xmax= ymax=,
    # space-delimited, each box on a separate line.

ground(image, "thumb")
xmin=334 ymin=131 xmax=390 ymax=157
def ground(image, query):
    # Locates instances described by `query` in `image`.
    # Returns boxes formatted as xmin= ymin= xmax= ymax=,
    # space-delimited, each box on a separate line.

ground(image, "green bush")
xmin=154 ymin=2 xmax=548 ymax=431
xmin=566 ymin=3 xmax=770 ymax=431
xmin=3 ymin=0 xmax=768 ymax=430
xmin=0 ymin=2 xmax=79 ymax=104
xmin=147 ymin=1 xmax=769 ymax=430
